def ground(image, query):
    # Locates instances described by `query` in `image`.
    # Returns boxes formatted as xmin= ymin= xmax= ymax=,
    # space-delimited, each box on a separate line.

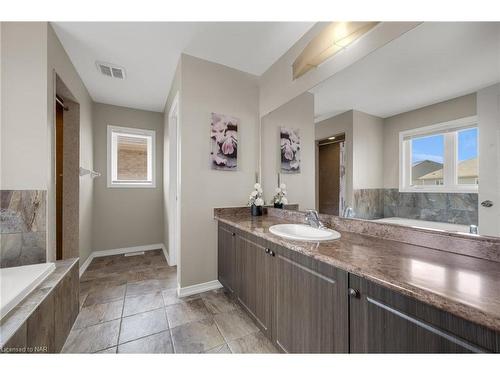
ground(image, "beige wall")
xmin=261 ymin=93 xmax=316 ymax=210
xmin=179 ymin=54 xmax=259 ymax=288
xmin=383 ymin=93 xmax=477 ymax=188
xmin=92 ymin=103 xmax=164 ymax=252
xmin=1 ymin=22 xmax=95 ymax=264
xmin=47 ymin=24 xmax=94 ymax=264
xmin=1 ymin=22 xmax=48 ymax=190
xmin=315 ymin=110 xmax=354 ymax=206
xmin=477 ymin=83 xmax=500 ymax=236
xmin=259 ymin=22 xmax=421 ymax=116
xmin=353 ymin=110 xmax=384 ymax=189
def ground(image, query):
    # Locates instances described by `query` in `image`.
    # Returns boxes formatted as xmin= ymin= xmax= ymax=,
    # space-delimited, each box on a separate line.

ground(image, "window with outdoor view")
xmin=107 ymin=125 xmax=156 ymax=188
xmin=400 ymin=117 xmax=478 ymax=193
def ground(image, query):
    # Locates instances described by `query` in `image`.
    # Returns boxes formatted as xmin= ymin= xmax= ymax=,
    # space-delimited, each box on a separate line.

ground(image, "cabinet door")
xmin=349 ymin=274 xmax=497 ymax=353
xmin=217 ymin=224 xmax=237 ymax=294
xmin=236 ymin=233 xmax=273 ymax=337
xmin=273 ymin=247 xmax=349 ymax=353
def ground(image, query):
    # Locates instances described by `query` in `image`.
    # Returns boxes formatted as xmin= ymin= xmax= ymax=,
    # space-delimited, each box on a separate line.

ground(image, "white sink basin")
xmin=269 ymin=224 xmax=341 ymax=242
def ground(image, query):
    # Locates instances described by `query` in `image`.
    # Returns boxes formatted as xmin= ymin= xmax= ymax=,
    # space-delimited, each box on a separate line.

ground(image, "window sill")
xmin=399 ymin=187 xmax=478 ymax=194
xmin=107 ymin=183 xmax=156 ymax=189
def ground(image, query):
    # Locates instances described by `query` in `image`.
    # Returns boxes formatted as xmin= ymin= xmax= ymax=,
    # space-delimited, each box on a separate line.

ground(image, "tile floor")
xmin=62 ymin=250 xmax=277 ymax=354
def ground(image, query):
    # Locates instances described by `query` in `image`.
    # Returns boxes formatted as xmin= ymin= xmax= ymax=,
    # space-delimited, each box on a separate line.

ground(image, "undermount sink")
xmin=269 ymin=224 xmax=341 ymax=242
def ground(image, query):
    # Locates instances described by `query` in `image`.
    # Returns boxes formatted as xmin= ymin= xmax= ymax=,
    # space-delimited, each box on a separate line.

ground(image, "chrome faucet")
xmin=469 ymin=225 xmax=478 ymax=234
xmin=305 ymin=209 xmax=326 ymax=228
xmin=342 ymin=206 xmax=354 ymax=218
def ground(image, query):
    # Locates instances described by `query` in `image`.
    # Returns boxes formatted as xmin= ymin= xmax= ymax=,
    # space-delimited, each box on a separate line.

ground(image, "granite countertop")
xmin=0 ymin=258 xmax=78 ymax=348
xmin=214 ymin=212 xmax=500 ymax=332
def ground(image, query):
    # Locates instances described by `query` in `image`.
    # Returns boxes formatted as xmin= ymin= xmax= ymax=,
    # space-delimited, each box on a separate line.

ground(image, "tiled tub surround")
xmin=214 ymin=207 xmax=500 ymax=332
xmin=352 ymin=188 xmax=478 ymax=225
xmin=62 ymin=250 xmax=276 ymax=353
xmin=0 ymin=258 xmax=79 ymax=353
xmin=0 ymin=190 xmax=47 ymax=267
xmin=352 ymin=189 xmax=384 ymax=219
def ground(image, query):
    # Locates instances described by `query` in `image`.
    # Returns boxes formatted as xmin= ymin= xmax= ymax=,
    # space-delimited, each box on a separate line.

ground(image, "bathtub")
xmin=0 ymin=262 xmax=56 ymax=320
xmin=373 ymin=217 xmax=470 ymax=233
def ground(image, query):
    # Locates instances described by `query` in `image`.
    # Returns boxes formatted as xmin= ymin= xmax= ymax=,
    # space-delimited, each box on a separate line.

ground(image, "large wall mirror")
xmin=260 ymin=22 xmax=500 ymax=238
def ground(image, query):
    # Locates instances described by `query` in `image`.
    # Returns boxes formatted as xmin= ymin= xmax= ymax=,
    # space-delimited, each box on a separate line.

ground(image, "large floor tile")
xmin=96 ymin=346 xmax=117 ymax=354
xmin=119 ymin=308 xmax=169 ymax=344
xmin=84 ymin=284 xmax=126 ymax=306
xmin=161 ymin=289 xmax=199 ymax=306
xmin=228 ymin=331 xmax=278 ymax=354
xmin=73 ymin=299 xmax=124 ymax=329
xmin=171 ymin=318 xmax=225 ymax=353
xmin=126 ymin=279 xmax=163 ymax=296
xmin=123 ymin=291 xmax=163 ymax=317
xmin=201 ymin=288 xmax=238 ymax=314
xmin=62 ymin=319 xmax=121 ymax=353
xmin=213 ymin=308 xmax=259 ymax=341
xmin=165 ymin=298 xmax=212 ymax=328
xmin=204 ymin=343 xmax=232 ymax=353
xmin=117 ymin=331 xmax=173 ymax=353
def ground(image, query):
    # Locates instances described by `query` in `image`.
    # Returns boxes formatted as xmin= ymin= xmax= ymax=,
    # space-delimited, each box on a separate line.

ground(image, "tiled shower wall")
xmin=353 ymin=188 xmax=478 ymax=225
xmin=0 ymin=190 xmax=47 ymax=268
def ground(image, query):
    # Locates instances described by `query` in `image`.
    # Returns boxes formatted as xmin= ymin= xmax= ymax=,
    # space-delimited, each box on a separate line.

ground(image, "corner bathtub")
xmin=373 ymin=217 xmax=470 ymax=233
xmin=0 ymin=262 xmax=56 ymax=320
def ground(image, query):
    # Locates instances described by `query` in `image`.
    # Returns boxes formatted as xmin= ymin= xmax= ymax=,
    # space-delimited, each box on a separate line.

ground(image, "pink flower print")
xmin=281 ymin=138 xmax=294 ymax=161
xmin=211 ymin=120 xmax=227 ymax=144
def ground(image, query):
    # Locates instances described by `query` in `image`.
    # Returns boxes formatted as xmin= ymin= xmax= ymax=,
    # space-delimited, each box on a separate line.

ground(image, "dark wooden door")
xmin=318 ymin=141 xmax=340 ymax=215
xmin=56 ymin=101 xmax=64 ymax=260
xmin=236 ymin=233 xmax=273 ymax=337
xmin=217 ymin=224 xmax=237 ymax=294
xmin=273 ymin=247 xmax=349 ymax=353
xmin=349 ymin=274 xmax=497 ymax=353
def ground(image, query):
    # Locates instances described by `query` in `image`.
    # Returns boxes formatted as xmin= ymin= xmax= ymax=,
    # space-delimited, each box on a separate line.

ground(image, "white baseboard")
xmin=79 ymin=243 xmax=167 ymax=277
xmin=161 ymin=244 xmax=172 ymax=266
xmin=177 ymin=279 xmax=222 ymax=298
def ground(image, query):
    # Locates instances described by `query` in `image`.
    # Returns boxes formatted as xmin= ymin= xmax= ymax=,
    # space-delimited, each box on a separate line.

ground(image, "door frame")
xmin=168 ymin=92 xmax=181 ymax=271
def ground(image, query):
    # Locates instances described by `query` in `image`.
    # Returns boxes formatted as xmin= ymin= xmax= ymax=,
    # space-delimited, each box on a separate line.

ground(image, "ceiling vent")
xmin=96 ymin=61 xmax=126 ymax=79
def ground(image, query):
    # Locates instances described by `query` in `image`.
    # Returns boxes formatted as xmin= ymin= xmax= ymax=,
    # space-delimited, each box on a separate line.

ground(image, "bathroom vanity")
xmin=215 ymin=208 xmax=500 ymax=353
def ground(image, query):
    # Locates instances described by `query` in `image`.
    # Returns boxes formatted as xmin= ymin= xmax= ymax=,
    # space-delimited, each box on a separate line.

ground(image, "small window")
xmin=107 ymin=125 xmax=156 ymax=188
xmin=400 ymin=117 xmax=478 ymax=193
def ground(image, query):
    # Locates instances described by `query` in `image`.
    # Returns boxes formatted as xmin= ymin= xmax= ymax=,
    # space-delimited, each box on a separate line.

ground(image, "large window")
xmin=400 ymin=116 xmax=478 ymax=192
xmin=107 ymin=125 xmax=156 ymax=188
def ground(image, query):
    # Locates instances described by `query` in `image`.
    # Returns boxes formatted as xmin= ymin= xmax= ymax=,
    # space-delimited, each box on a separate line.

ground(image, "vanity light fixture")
xmin=328 ymin=136 xmax=336 ymax=140
xmin=292 ymin=21 xmax=380 ymax=80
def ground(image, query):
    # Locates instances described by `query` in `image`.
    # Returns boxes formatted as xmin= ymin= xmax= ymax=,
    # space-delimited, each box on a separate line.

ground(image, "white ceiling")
xmin=311 ymin=22 xmax=500 ymax=121
xmin=52 ymin=22 xmax=314 ymax=112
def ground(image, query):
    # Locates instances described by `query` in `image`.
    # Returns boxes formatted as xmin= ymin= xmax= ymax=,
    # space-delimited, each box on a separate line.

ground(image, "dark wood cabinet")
xmin=235 ymin=232 xmax=274 ymax=337
xmin=217 ymin=222 xmax=499 ymax=354
xmin=272 ymin=246 xmax=349 ymax=353
xmin=348 ymin=274 xmax=498 ymax=353
xmin=217 ymin=223 xmax=237 ymax=294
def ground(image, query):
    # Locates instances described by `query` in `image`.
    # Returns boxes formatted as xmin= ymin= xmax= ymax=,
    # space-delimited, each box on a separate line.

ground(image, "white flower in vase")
xmin=255 ymin=198 xmax=264 ymax=207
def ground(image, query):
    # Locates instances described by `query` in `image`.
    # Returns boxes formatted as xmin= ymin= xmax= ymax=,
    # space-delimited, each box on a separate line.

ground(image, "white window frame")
xmin=107 ymin=125 xmax=156 ymax=188
xmin=399 ymin=116 xmax=478 ymax=193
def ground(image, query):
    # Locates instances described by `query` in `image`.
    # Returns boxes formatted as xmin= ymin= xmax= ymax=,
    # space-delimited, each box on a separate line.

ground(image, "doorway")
xmin=55 ymin=95 xmax=66 ymax=260
xmin=54 ymin=75 xmax=80 ymax=261
xmin=168 ymin=92 xmax=180 ymax=270
xmin=317 ymin=134 xmax=345 ymax=215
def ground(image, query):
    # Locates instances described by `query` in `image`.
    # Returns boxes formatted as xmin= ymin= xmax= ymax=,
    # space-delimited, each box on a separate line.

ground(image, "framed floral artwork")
xmin=210 ymin=112 xmax=238 ymax=171
xmin=280 ymin=127 xmax=300 ymax=173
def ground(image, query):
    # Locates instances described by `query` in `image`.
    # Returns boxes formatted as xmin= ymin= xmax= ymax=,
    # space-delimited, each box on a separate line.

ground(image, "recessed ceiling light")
xmin=328 ymin=136 xmax=336 ymax=140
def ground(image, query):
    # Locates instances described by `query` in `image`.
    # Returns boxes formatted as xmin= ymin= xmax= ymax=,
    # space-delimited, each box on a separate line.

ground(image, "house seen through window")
xmin=107 ymin=125 xmax=156 ymax=188
xmin=400 ymin=117 xmax=478 ymax=192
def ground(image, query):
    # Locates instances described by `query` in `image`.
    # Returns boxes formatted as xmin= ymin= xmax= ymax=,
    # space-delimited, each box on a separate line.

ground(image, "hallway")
xmin=62 ymin=250 xmax=277 ymax=353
